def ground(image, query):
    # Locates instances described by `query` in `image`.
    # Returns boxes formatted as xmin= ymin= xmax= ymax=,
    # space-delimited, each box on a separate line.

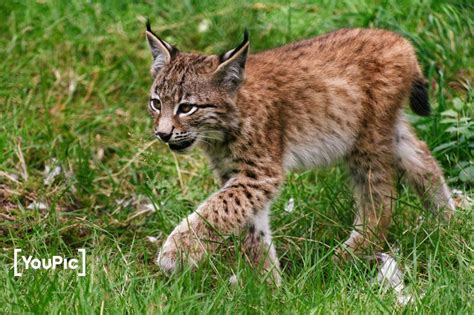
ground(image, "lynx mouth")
xmin=168 ymin=138 xmax=196 ymax=152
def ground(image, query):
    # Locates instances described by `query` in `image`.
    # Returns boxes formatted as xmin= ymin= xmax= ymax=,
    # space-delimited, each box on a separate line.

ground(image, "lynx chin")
xmin=144 ymin=22 xmax=455 ymax=285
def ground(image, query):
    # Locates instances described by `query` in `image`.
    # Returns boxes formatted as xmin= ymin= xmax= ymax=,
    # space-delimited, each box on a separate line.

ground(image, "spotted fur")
xmin=145 ymin=26 xmax=455 ymax=282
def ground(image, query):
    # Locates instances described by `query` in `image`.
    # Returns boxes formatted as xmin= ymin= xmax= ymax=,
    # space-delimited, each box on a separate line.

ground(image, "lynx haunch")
xmin=145 ymin=22 xmax=455 ymax=284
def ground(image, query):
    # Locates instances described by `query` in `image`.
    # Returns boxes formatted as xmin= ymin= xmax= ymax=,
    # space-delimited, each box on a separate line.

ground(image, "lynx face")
xmin=146 ymin=24 xmax=249 ymax=152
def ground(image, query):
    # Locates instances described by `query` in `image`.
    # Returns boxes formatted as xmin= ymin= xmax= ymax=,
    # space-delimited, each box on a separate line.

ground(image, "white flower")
xmin=284 ymin=198 xmax=295 ymax=213
xmin=43 ymin=158 xmax=62 ymax=186
xmin=198 ymin=19 xmax=210 ymax=33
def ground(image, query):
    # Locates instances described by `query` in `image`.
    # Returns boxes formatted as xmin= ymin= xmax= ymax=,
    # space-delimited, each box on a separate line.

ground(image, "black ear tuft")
xmin=214 ymin=29 xmax=250 ymax=92
xmin=146 ymin=18 xmax=152 ymax=32
xmin=146 ymin=19 xmax=167 ymax=48
xmin=145 ymin=20 xmax=179 ymax=76
xmin=243 ymin=28 xmax=249 ymax=43
xmin=219 ymin=29 xmax=250 ymax=63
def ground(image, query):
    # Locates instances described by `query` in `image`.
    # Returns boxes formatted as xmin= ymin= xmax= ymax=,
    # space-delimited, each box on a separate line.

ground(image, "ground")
xmin=0 ymin=0 xmax=473 ymax=313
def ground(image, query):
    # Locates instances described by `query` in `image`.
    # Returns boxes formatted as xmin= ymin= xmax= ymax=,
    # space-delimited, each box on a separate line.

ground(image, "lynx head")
xmin=145 ymin=22 xmax=249 ymax=153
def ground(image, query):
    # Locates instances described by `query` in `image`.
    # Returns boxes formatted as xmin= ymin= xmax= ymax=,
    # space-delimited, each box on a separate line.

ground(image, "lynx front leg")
xmin=156 ymin=175 xmax=282 ymax=273
xmin=241 ymin=206 xmax=281 ymax=286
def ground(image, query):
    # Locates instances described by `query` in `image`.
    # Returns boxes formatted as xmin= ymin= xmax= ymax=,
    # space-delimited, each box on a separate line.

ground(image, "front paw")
xmin=156 ymin=242 xmax=178 ymax=273
xmin=155 ymin=214 xmax=208 ymax=273
xmin=156 ymin=232 xmax=200 ymax=273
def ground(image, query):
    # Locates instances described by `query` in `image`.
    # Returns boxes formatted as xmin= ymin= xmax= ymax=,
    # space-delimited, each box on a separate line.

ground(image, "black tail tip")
xmin=410 ymin=79 xmax=431 ymax=116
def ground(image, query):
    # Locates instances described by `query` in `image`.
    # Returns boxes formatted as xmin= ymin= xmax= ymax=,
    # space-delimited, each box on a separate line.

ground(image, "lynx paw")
xmin=156 ymin=248 xmax=178 ymax=273
xmin=155 ymin=214 xmax=206 ymax=273
xmin=156 ymin=234 xmax=200 ymax=273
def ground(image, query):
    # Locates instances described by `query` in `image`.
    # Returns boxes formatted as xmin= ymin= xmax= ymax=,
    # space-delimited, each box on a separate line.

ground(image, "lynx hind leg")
xmin=241 ymin=207 xmax=281 ymax=286
xmin=395 ymin=118 xmax=455 ymax=220
xmin=336 ymin=142 xmax=397 ymax=261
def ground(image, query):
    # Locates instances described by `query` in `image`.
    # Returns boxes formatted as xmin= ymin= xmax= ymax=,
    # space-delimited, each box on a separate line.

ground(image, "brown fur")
xmin=145 ymin=26 xmax=455 ymax=282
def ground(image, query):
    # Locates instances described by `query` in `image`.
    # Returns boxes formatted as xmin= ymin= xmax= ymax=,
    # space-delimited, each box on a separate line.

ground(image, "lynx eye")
xmin=177 ymin=103 xmax=197 ymax=116
xmin=149 ymin=98 xmax=161 ymax=112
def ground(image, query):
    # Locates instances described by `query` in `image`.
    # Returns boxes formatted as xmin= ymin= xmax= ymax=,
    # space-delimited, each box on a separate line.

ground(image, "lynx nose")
xmin=157 ymin=131 xmax=172 ymax=143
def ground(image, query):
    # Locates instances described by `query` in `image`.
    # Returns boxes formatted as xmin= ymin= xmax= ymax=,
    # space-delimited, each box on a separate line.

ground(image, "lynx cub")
xmin=145 ymin=23 xmax=455 ymax=284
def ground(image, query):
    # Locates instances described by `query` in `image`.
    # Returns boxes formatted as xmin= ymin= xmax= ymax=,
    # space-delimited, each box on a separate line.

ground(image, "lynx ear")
xmin=214 ymin=30 xmax=249 ymax=92
xmin=146 ymin=20 xmax=178 ymax=77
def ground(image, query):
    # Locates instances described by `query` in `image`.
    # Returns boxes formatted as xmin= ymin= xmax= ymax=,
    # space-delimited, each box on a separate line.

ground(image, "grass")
xmin=0 ymin=0 xmax=473 ymax=313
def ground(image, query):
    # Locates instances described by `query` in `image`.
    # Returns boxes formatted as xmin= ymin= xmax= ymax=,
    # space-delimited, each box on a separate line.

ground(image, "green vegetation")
xmin=0 ymin=0 xmax=472 ymax=313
